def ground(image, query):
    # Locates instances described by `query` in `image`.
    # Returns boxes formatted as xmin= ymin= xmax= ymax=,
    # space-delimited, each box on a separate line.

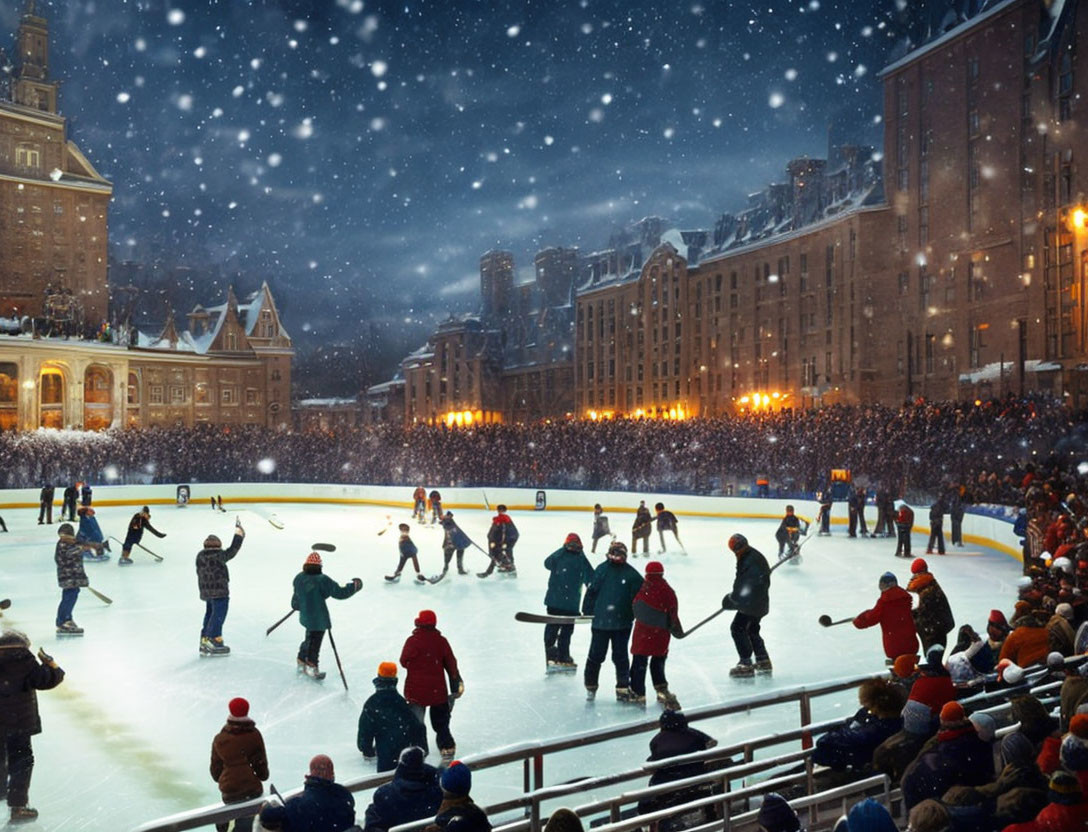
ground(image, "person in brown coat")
xmin=1047 ymin=603 xmax=1076 ymax=657
xmin=210 ymin=697 xmax=268 ymax=832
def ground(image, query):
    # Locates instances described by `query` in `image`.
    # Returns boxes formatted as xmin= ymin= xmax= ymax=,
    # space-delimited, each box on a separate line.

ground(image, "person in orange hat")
xmin=906 ymin=559 xmax=954 ymax=652
xmin=901 ymin=700 xmax=993 ymax=811
xmin=400 ymin=610 xmax=463 ymax=761
xmin=358 ymin=661 xmax=428 ymax=771
xmin=291 ymin=552 xmax=362 ymax=679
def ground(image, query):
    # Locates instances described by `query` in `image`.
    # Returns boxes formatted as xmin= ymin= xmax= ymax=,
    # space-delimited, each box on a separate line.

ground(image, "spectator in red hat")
xmin=401 ymin=610 xmax=463 ymax=761
xmin=901 ymin=700 xmax=994 ymax=810
xmin=542 ymin=533 xmax=594 ymax=669
xmin=630 ymin=560 xmax=682 ymax=708
xmin=853 ymin=572 xmax=919 ymax=664
xmin=907 ymin=560 xmax=955 ymax=652
xmin=291 ymin=552 xmax=362 ymax=679
xmin=210 ymin=697 xmax=268 ymax=832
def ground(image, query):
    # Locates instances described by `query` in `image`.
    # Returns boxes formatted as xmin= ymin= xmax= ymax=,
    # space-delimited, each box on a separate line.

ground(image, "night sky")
xmin=1 ymin=0 xmax=921 ymax=393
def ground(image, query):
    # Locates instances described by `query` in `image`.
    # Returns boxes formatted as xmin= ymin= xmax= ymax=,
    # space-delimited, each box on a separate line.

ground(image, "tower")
xmin=479 ymin=250 xmax=514 ymax=320
xmin=12 ymin=1 xmax=58 ymax=113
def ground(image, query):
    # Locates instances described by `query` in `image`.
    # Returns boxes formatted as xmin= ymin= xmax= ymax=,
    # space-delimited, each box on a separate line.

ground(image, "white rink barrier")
xmin=0 ymin=482 xmax=1024 ymax=562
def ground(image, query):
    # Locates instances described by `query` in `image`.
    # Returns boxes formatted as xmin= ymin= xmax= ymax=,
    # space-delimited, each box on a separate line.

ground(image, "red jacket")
xmin=896 ymin=505 xmax=915 ymax=527
xmin=631 ymin=574 xmax=680 ymax=657
xmin=854 ymin=586 xmax=919 ymax=660
xmin=1001 ymin=800 xmax=1088 ymax=831
xmin=400 ymin=626 xmax=459 ymax=707
xmin=908 ymin=672 xmax=956 ymax=715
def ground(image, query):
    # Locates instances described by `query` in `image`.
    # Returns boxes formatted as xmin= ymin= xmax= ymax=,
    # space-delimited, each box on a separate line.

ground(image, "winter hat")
xmin=1061 ymin=723 xmax=1088 ymax=772
xmin=728 ymin=533 xmax=748 ymax=553
xmin=607 ymin=540 xmax=628 ymax=561
xmin=1013 ymin=600 xmax=1033 ymax=621
xmin=543 ymin=808 xmax=585 ymax=832
xmin=228 ymin=697 xmax=249 ymax=719
xmin=946 ymin=653 xmax=982 ymax=686
xmin=660 ymin=709 xmax=688 ymax=731
xmin=997 ymin=659 xmax=1025 ymax=685
xmin=901 ymin=700 xmax=933 ymax=736
xmin=755 ymin=793 xmax=800 ymax=832
xmin=415 ymin=609 xmax=437 ymax=627
xmin=939 ymin=701 xmax=966 ymax=727
xmin=910 ymin=557 xmax=928 ymax=574
xmin=999 ymin=731 xmax=1035 ymax=766
xmin=397 ymin=746 xmax=426 ymax=775
xmin=1048 ymin=651 xmax=1067 ymax=671
xmin=204 ymin=534 xmax=222 ymax=549
xmin=440 ymin=761 xmax=472 ymax=796
xmin=645 ymin=561 xmax=664 ymax=575
xmin=878 ymin=571 xmax=897 ymax=588
xmin=1053 ymin=556 xmax=1074 ymax=575
xmin=308 ymin=754 xmax=334 ymax=781
xmin=398 ymin=523 xmax=410 ymax=532
xmin=988 ymin=609 xmax=1010 ymax=630
xmin=1057 ymin=603 xmax=1075 ymax=620
xmin=57 ymin=523 xmax=74 ymax=537
xmin=892 ymin=653 xmax=918 ymax=678
xmin=305 ymin=552 xmax=322 ymax=567
xmin=906 ymin=799 xmax=949 ymax=832
xmin=924 ymin=643 xmax=946 ymax=666
xmin=846 ymin=798 xmax=899 ymax=832
xmin=1048 ymin=769 xmax=1082 ymax=805
xmin=496 ymin=504 xmax=507 ymax=513
xmin=565 ymin=533 xmax=582 ymax=547
xmin=377 ymin=661 xmax=398 ymax=678
xmin=969 ymin=712 xmax=996 ymax=743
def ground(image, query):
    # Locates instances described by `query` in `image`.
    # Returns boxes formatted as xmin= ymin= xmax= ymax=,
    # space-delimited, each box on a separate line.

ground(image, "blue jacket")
xmin=543 ymin=544 xmax=594 ymax=613
xmin=77 ymin=513 xmax=104 ymax=544
xmin=812 ymin=707 xmax=902 ymax=770
xmin=441 ymin=518 xmax=472 ymax=551
xmin=258 ymin=776 xmax=356 ymax=832
xmin=362 ymin=760 xmax=442 ymax=832
xmin=357 ymin=676 xmax=429 ymax=770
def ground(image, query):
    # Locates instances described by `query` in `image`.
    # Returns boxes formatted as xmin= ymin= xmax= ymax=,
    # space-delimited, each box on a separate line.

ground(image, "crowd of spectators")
xmin=0 ymin=395 xmax=1076 ymax=503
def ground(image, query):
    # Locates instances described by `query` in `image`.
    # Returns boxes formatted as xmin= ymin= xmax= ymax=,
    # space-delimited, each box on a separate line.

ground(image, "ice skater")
xmin=412 ymin=486 xmax=427 ymax=524
xmin=196 ymin=521 xmax=246 ymax=656
xmin=428 ymin=490 xmax=443 ymax=524
xmin=630 ymin=560 xmax=682 ymax=708
xmin=774 ymin=504 xmax=806 ymax=560
xmin=632 ymin=500 xmax=652 ymax=556
xmin=387 ymin=524 xmax=423 ymax=582
xmin=76 ymin=506 xmax=109 ymax=560
xmin=480 ymin=504 xmax=518 ymax=577
xmin=583 ymin=540 xmax=643 ymax=702
xmin=542 ymin=532 xmax=594 ymax=669
xmin=209 ymin=697 xmax=268 ymax=832
xmin=439 ymin=511 xmax=470 ymax=576
xmin=55 ymin=523 xmax=92 ymax=636
xmin=119 ymin=505 xmax=167 ymax=565
xmin=79 ymin=482 xmax=92 ymax=507
xmin=37 ymin=483 xmax=53 ymax=525
xmin=721 ymin=533 xmax=772 ymax=677
xmin=590 ymin=504 xmax=611 ymax=553
xmin=400 ymin=610 xmax=463 ymax=760
xmin=291 ymin=552 xmax=362 ymax=679
xmin=654 ymin=503 xmax=683 ymax=553
xmin=61 ymin=483 xmax=77 ymax=522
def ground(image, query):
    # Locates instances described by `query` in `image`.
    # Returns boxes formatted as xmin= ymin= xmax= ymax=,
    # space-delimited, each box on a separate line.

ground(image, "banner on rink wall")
xmin=176 ymin=485 xmax=190 ymax=507
xmin=535 ymin=490 xmax=546 ymax=511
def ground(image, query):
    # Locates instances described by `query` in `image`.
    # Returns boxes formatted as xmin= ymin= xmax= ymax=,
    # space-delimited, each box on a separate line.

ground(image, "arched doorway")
xmin=40 ymin=367 xmax=65 ymax=429
xmin=0 ymin=363 xmax=16 ymax=431
xmin=84 ymin=365 xmax=113 ymax=430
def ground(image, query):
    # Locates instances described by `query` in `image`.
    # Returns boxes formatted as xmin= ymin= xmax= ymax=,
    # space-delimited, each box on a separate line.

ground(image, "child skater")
xmin=387 ymin=524 xmax=424 ymax=582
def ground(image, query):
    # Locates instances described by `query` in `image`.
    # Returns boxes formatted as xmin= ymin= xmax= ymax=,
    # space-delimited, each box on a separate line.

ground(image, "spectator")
xmin=258 ymin=754 xmax=355 ymax=832
xmin=872 ymin=699 xmax=934 ymax=783
xmin=358 ymin=662 xmax=428 ymax=771
xmin=543 ymin=809 xmax=584 ymax=832
xmin=755 ymin=793 xmax=801 ymax=832
xmin=1000 ymin=608 xmax=1051 ymax=669
xmin=362 ymin=746 xmax=442 ymax=832
xmin=636 ymin=709 xmax=721 ymax=818
xmin=907 ymin=559 xmax=955 ymax=653
xmin=1046 ymin=603 xmax=1076 ymax=657
xmin=1001 ymin=769 xmax=1088 ymax=832
xmin=424 ymin=761 xmax=490 ymax=832
xmin=209 ymin=697 xmax=268 ymax=832
xmin=901 ymin=701 xmax=994 ymax=810
xmin=812 ymin=678 xmax=905 ymax=772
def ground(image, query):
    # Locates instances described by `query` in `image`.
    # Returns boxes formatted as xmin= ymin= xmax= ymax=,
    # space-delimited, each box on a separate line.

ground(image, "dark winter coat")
xmin=543 ymin=543 xmax=594 ymax=613
xmin=655 ymin=510 xmax=678 ymax=532
xmin=812 ymin=707 xmax=903 ymax=771
xmin=363 ymin=759 xmax=442 ymax=832
xmin=721 ymin=545 xmax=771 ymax=619
xmin=440 ymin=518 xmax=471 ymax=552
xmin=487 ymin=514 xmax=518 ymax=550
xmin=39 ymin=485 xmax=54 ymax=502
xmin=427 ymin=795 xmax=492 ymax=832
xmin=399 ymin=536 xmax=419 ymax=559
xmin=195 ymin=533 xmax=244 ymax=601
xmin=592 ymin=514 xmax=611 ymax=541
xmin=0 ymin=633 xmax=65 ymax=736
xmin=854 ymin=585 xmax=919 ymax=660
xmin=400 ymin=625 xmax=460 ymax=707
xmin=55 ymin=535 xmax=88 ymax=589
xmin=873 ymin=729 xmax=929 ymax=783
xmin=582 ymin=559 xmax=643 ymax=630
xmin=210 ymin=717 xmax=269 ymax=803
xmin=637 ymin=710 xmax=720 ymax=815
xmin=632 ymin=506 xmax=653 ymax=538
xmin=291 ymin=571 xmax=359 ymax=631
xmin=631 ymin=573 xmax=680 ymax=656
xmin=906 ymin=573 xmax=955 ymax=649
xmin=80 ymin=484 xmax=92 ymax=506
xmin=357 ymin=676 xmax=429 ymax=770
xmin=901 ymin=722 xmax=994 ymax=810
xmin=258 ymin=775 xmax=356 ymax=832
xmin=62 ymin=485 xmax=77 ymax=507
xmin=775 ymin=513 xmax=802 ymax=543
xmin=125 ymin=511 xmax=165 ymax=544
xmin=1002 ymin=800 xmax=1088 ymax=832
xmin=76 ymin=512 xmax=105 ymax=545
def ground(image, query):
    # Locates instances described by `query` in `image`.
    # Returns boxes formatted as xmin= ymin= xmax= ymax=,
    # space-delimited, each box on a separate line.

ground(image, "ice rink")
xmin=0 ymin=497 xmax=1023 ymax=830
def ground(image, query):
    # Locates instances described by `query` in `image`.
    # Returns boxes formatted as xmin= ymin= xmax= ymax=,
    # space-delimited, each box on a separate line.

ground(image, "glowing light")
xmin=1074 ymin=208 xmax=1087 ymax=229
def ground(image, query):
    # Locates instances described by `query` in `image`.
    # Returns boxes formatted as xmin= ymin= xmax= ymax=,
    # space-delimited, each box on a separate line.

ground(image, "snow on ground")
xmin=0 ymin=497 xmax=1022 ymax=831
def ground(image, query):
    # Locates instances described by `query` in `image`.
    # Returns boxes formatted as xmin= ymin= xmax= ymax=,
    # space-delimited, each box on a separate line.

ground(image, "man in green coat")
xmin=292 ymin=552 xmax=361 ymax=679
xmin=543 ymin=533 xmax=594 ymax=669
xmin=582 ymin=540 xmax=644 ymax=702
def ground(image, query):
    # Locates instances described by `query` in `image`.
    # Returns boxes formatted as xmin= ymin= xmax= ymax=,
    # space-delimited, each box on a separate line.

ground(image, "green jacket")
xmin=291 ymin=571 xmax=358 ymax=631
xmin=583 ymin=559 xmax=643 ymax=630
xmin=543 ymin=544 xmax=594 ymax=613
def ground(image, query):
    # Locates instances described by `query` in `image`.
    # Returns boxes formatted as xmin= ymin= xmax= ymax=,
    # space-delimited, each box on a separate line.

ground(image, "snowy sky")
xmin=3 ymin=0 xmax=910 ymax=350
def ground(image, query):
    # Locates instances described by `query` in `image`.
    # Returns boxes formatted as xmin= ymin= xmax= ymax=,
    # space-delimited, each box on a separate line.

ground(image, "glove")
xmin=454 ymin=678 xmax=465 ymax=698
xmin=721 ymin=594 xmax=736 ymax=611
xmin=234 ymin=525 xmax=245 ymax=538
xmin=352 ymin=577 xmax=363 ymax=591
xmin=37 ymin=647 xmax=57 ymax=668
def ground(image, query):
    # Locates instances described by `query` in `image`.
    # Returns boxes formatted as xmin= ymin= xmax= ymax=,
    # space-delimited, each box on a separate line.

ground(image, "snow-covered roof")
xmin=879 ymin=0 xmax=1018 ymax=77
xmin=958 ymin=359 xmax=1062 ymax=385
xmin=366 ymin=378 xmax=406 ymax=395
xmin=296 ymin=397 xmax=358 ymax=408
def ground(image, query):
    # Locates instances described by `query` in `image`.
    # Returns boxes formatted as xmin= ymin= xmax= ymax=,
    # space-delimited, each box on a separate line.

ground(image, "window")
xmin=969 ymin=261 xmax=984 ymax=301
xmin=246 ymin=389 xmax=260 ymax=405
xmin=967 ymin=56 xmax=979 ymax=84
xmin=14 ymin=144 xmax=41 ymax=170
xmin=925 ymin=334 xmax=935 ymax=374
xmin=919 ymin=267 xmax=930 ymax=310
xmin=127 ymin=373 xmax=139 ymax=406
xmin=1059 ymin=52 xmax=1073 ymax=122
xmin=919 ymin=205 xmax=929 ymax=245
xmin=170 ymin=385 xmax=185 ymax=404
xmin=150 ymin=385 xmax=164 ymax=405
xmin=897 ymin=167 xmax=909 ymax=191
xmin=222 ymin=387 xmax=236 ymax=405
xmin=968 ymin=110 xmax=980 ymax=137
xmin=195 ymin=383 xmax=209 ymax=404
xmin=898 ymin=271 xmax=909 ymax=295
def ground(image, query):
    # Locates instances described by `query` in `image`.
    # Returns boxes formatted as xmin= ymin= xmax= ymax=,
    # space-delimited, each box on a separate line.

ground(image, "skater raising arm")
xmin=196 ymin=524 xmax=246 ymax=656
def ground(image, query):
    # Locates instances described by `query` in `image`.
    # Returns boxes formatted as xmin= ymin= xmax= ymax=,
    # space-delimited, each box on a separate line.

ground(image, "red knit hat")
xmin=228 ymin=697 xmax=249 ymax=718
xmin=988 ymin=609 xmax=1009 ymax=629
xmin=415 ymin=609 xmax=437 ymax=627
xmin=892 ymin=654 xmax=918 ymax=678
xmin=911 ymin=558 xmax=928 ymax=574
xmin=377 ymin=662 xmax=398 ymax=678
xmin=565 ymin=533 xmax=582 ymax=546
xmin=645 ymin=561 xmax=665 ymax=575
xmin=309 ymin=754 xmax=334 ymax=780
xmin=939 ymin=701 xmax=965 ymax=725
xmin=1072 ymin=714 xmax=1088 ymax=739
xmin=305 ymin=552 xmax=322 ymax=566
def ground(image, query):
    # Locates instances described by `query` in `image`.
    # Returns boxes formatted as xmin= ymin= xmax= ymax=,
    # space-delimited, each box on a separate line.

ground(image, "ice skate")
xmin=729 ymin=662 xmax=755 ymax=678
xmin=457 ymin=568 xmax=469 ymax=575
xmin=301 ymin=660 xmax=326 ymax=680
xmin=9 ymin=806 xmax=38 ymax=824
xmin=615 ymin=687 xmax=644 ymax=704
xmin=655 ymin=685 xmax=681 ymax=710
xmin=118 ymin=556 xmax=134 ymax=565
xmin=440 ymin=746 xmax=456 ymax=762
xmin=754 ymin=658 xmax=773 ymax=675
xmin=384 ymin=573 xmax=401 ymax=583
xmin=585 ymin=685 xmax=598 ymax=701
xmin=415 ymin=573 xmax=427 ymax=582
xmin=200 ymin=637 xmax=215 ymax=655
xmin=209 ymin=637 xmax=230 ymax=655
xmin=56 ymin=620 xmax=83 ymax=636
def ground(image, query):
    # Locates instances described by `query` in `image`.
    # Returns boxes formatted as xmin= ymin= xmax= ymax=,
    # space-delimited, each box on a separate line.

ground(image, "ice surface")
xmin=0 ymin=499 xmax=1020 ymax=830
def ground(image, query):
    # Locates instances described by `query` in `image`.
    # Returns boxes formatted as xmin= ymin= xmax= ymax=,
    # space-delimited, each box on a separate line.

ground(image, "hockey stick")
xmin=515 ymin=611 xmax=594 ymax=625
xmin=818 ymin=615 xmax=854 ymax=628
xmin=109 ymin=536 xmax=163 ymax=562
xmin=265 ymin=609 xmax=297 ymax=636
xmin=327 ymin=628 xmax=348 ymax=691
xmin=376 ymin=515 xmax=392 ymax=536
xmin=482 ymin=490 xmax=491 ymax=511
xmin=673 ymin=608 xmax=724 ymax=639
xmin=311 ymin=542 xmax=336 ymax=552
xmin=86 ymin=585 xmax=113 ymax=605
